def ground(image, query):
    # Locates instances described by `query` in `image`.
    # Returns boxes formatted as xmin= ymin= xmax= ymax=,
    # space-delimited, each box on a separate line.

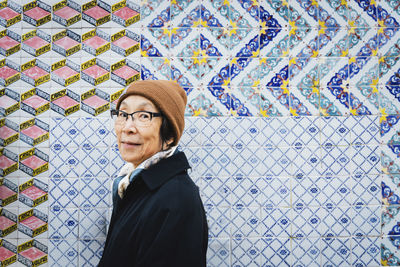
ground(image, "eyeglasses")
xmin=111 ymin=109 xmax=162 ymax=127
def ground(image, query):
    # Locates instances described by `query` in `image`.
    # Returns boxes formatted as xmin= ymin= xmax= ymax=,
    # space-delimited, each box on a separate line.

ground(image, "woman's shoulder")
xmin=155 ymin=172 xmax=201 ymax=209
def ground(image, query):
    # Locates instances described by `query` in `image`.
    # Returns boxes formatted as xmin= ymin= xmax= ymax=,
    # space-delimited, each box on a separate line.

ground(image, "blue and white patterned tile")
xmin=79 ymin=117 xmax=111 ymax=148
xmin=259 ymin=237 xmax=290 ymax=267
xmin=293 ymin=176 xmax=353 ymax=208
xmin=201 ymin=176 xmax=231 ymax=207
xmin=49 ymin=239 xmax=79 ymax=267
xmin=231 ymin=147 xmax=269 ymax=177
xmin=183 ymin=147 xmax=205 ymax=178
xmin=351 ymin=236 xmax=380 ymax=267
xmin=351 ymin=144 xmax=381 ymax=176
xmin=48 ymin=207 xmax=79 ymax=240
xmin=50 ymin=117 xmax=81 ymax=148
xmin=79 ymin=208 xmax=109 ymax=240
xmin=291 ymin=145 xmax=321 ymax=178
xmin=201 ymin=117 xmax=232 ymax=147
xmin=318 ymin=176 xmax=353 ymax=207
xmin=259 ymin=117 xmax=295 ymax=147
xmin=205 ymin=205 xmax=231 ymax=238
xmin=231 ymin=205 xmax=260 ymax=239
xmin=80 ymin=146 xmax=110 ymax=178
xmin=79 ymin=177 xmax=111 ymax=209
xmin=78 ymin=239 xmax=105 ymax=267
xmin=320 ymin=145 xmax=353 ymax=176
xmin=49 ymin=178 xmax=79 ymax=209
xmin=292 ymin=206 xmax=323 ymax=238
xmin=349 ymin=115 xmax=381 ymax=145
xmin=320 ymin=206 xmax=353 ymax=238
xmin=290 ymin=116 xmax=320 ymax=147
xmin=260 ymin=207 xmax=291 ymax=238
xmin=320 ymin=116 xmax=351 ymax=146
xmin=231 ymin=237 xmax=261 ymax=267
xmin=109 ymin=143 xmax=125 ymax=178
xmin=49 ymin=146 xmax=81 ymax=178
xmin=263 ymin=146 xmax=293 ymax=177
xmin=292 ymin=176 xmax=324 ymax=208
xmin=230 ymin=117 xmax=261 ymax=147
xmin=207 ymin=238 xmax=230 ymax=267
xmin=320 ymin=237 xmax=351 ymax=267
xmin=201 ymin=146 xmax=235 ymax=177
xmin=259 ymin=176 xmax=291 ymax=208
xmin=290 ymin=238 xmax=320 ymax=267
xmin=231 ymin=176 xmax=261 ymax=207
xmin=353 ymin=174 xmax=381 ymax=206
xmin=352 ymin=205 xmax=381 ymax=237
xmin=181 ymin=117 xmax=205 ymax=147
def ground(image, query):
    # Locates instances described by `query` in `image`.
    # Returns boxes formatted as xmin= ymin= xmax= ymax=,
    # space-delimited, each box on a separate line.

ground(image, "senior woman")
xmin=98 ymin=80 xmax=208 ymax=266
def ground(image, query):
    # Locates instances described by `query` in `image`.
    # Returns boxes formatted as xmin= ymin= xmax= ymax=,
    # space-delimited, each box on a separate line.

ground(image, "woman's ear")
xmin=162 ymin=138 xmax=174 ymax=150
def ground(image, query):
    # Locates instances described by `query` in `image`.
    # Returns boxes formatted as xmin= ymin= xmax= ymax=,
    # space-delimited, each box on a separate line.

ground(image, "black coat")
xmin=98 ymin=152 xmax=208 ymax=267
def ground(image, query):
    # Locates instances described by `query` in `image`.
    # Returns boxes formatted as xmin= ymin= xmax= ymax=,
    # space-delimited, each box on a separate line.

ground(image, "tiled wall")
xmin=0 ymin=0 xmax=399 ymax=266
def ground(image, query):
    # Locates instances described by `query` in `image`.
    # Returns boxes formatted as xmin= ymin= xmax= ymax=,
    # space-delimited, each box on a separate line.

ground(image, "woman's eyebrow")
xmin=120 ymin=101 xmax=155 ymax=110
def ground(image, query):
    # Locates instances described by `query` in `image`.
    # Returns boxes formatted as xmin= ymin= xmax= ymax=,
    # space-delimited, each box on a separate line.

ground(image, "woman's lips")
xmin=122 ymin=141 xmax=141 ymax=148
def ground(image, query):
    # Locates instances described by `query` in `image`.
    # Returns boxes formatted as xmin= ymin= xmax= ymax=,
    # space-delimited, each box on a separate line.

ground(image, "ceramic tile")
xmin=49 ymin=239 xmax=78 ymax=267
xmin=78 ymin=239 xmax=105 ymax=267
xmin=79 ymin=177 xmax=111 ymax=209
xmin=260 ymin=207 xmax=291 ymax=238
xmin=352 ymin=236 xmax=380 ymax=267
xmin=290 ymin=238 xmax=320 ymax=267
xmin=259 ymin=237 xmax=290 ymax=267
xmin=231 ymin=205 xmax=260 ymax=238
xmin=231 ymin=237 xmax=261 ymax=267
xmin=48 ymin=207 xmax=78 ymax=239
xmin=207 ymin=238 xmax=230 ymax=267
xmin=352 ymin=205 xmax=381 ymax=237
xmin=320 ymin=237 xmax=351 ymax=266
xmin=292 ymin=206 xmax=323 ymax=238
xmin=79 ymin=208 xmax=109 ymax=240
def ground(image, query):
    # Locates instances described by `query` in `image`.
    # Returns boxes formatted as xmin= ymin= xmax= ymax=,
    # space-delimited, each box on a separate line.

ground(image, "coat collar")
xmin=140 ymin=151 xmax=191 ymax=191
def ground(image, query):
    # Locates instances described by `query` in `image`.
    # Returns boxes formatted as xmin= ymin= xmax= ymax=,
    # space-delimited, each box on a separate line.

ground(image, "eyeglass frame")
xmin=110 ymin=109 xmax=162 ymax=126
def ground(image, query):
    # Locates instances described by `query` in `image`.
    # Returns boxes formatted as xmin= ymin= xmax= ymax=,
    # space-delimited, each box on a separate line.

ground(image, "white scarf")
xmin=117 ymin=146 xmax=177 ymax=198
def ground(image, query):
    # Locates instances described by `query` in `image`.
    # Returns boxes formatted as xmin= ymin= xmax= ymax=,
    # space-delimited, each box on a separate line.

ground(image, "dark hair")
xmin=160 ymin=116 xmax=175 ymax=150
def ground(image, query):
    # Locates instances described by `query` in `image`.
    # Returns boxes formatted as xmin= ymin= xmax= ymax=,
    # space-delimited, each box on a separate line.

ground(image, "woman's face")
xmin=115 ymin=95 xmax=163 ymax=167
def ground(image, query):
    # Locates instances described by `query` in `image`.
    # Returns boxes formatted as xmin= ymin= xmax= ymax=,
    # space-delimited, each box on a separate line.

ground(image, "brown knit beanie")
xmin=116 ymin=80 xmax=187 ymax=146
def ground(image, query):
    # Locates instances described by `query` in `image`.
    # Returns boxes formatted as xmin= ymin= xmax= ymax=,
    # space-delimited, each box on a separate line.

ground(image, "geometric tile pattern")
xmin=1 ymin=0 xmax=399 ymax=266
